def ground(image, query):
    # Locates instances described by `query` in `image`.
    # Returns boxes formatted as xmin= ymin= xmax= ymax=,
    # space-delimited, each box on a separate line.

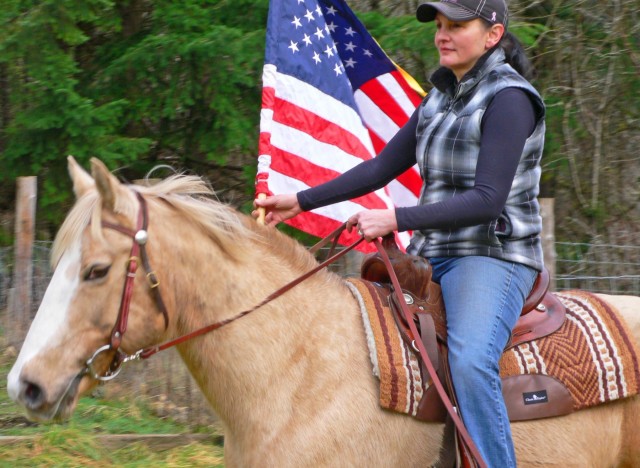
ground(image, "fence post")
xmin=540 ymin=198 xmax=556 ymax=291
xmin=8 ymin=176 xmax=37 ymax=347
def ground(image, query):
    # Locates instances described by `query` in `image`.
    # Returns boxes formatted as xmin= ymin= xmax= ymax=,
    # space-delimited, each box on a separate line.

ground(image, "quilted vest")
xmin=408 ymin=48 xmax=546 ymax=271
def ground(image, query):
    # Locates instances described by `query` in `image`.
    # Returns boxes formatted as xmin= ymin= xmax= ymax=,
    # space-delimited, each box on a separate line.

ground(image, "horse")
xmin=7 ymin=157 xmax=640 ymax=467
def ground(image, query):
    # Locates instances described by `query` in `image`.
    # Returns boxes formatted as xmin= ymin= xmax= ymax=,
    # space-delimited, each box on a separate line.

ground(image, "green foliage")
xmin=0 ymin=0 xmax=268 ymax=233
xmin=93 ymin=0 xmax=266 ymax=163
xmin=509 ymin=22 xmax=547 ymax=48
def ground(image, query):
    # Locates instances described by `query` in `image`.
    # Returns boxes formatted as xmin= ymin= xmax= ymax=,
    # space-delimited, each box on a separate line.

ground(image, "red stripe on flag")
xmin=258 ymin=131 xmax=272 ymax=155
xmin=272 ymin=97 xmax=372 ymax=160
xmin=359 ymin=78 xmax=410 ymax=129
xmin=261 ymin=86 xmax=276 ymax=109
xmin=368 ymin=128 xmax=387 ymax=154
xmin=395 ymin=167 xmax=422 ymax=197
xmin=362 ymin=129 xmax=422 ymax=197
xmin=390 ymin=70 xmax=425 ymax=108
xmin=268 ymin=144 xmax=388 ymax=210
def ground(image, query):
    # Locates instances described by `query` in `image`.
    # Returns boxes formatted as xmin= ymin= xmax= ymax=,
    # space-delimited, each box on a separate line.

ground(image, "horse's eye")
xmin=83 ymin=264 xmax=111 ymax=281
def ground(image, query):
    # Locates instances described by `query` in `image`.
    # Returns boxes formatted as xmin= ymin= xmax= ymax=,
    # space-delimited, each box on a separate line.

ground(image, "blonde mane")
xmin=52 ymin=172 xmax=319 ymax=275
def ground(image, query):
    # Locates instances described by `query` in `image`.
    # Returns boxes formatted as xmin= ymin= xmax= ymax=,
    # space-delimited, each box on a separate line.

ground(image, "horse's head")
xmin=6 ymin=157 xmax=180 ymax=421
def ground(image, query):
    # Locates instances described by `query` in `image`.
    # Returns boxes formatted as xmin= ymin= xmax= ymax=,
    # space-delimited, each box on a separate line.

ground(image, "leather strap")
xmin=417 ymin=313 xmax=439 ymax=374
xmin=373 ymin=238 xmax=487 ymax=468
xmin=102 ymin=192 xmax=169 ymax=351
xmin=137 ymin=225 xmax=363 ymax=359
xmin=308 ymin=223 xmax=348 ymax=258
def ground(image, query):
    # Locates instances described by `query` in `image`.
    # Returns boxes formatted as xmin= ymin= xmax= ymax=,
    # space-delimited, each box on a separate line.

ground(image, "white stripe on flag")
xmin=270 ymin=122 xmax=367 ymax=173
xmin=386 ymin=179 xmax=419 ymax=208
xmin=353 ymin=89 xmax=401 ymax=142
xmin=376 ymin=73 xmax=417 ymax=117
xmin=259 ymin=108 xmax=274 ymax=133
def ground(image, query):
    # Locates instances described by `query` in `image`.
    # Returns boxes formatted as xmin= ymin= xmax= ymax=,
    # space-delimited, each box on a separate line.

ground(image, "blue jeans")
xmin=430 ymin=256 xmax=538 ymax=468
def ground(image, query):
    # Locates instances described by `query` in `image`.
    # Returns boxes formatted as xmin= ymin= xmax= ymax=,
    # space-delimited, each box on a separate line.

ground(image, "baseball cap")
xmin=417 ymin=0 xmax=508 ymax=27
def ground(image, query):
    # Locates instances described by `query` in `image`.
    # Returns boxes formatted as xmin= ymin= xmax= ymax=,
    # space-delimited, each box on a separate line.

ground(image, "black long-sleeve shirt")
xmin=297 ymin=87 xmax=537 ymax=232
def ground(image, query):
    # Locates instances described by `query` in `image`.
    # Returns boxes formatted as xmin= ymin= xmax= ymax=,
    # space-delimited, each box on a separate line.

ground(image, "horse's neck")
xmin=178 ymin=269 xmax=358 ymax=431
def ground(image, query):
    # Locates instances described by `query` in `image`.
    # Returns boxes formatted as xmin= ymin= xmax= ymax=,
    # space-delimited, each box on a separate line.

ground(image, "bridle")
xmin=85 ymin=191 xmax=169 ymax=381
xmin=82 ymin=190 xmax=486 ymax=467
xmin=84 ymin=190 xmax=363 ymax=381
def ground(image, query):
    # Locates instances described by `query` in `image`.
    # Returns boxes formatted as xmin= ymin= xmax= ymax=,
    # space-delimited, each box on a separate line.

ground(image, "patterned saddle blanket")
xmin=346 ymin=278 xmax=640 ymax=422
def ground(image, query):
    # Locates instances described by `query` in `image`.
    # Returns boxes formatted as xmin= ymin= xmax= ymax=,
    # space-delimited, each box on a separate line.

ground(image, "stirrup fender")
xmin=521 ymin=268 xmax=550 ymax=316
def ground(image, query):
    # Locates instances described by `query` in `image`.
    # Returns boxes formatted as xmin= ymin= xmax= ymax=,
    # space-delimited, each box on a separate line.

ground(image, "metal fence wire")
xmin=1 ymin=240 xmax=639 ymax=428
xmin=555 ymin=241 xmax=640 ymax=295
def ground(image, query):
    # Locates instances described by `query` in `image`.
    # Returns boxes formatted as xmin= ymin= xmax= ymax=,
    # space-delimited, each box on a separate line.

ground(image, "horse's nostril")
xmin=23 ymin=381 xmax=45 ymax=409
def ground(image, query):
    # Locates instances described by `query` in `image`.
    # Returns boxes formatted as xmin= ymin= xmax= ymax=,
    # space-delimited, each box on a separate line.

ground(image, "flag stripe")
xmin=378 ymin=72 xmax=423 ymax=115
xmin=393 ymin=69 xmax=425 ymax=108
xmin=387 ymin=177 xmax=421 ymax=207
xmin=271 ymin=96 xmax=373 ymax=160
xmin=269 ymin=120 xmax=366 ymax=173
xmin=268 ymin=147 xmax=388 ymax=210
xmin=368 ymin=128 xmax=387 ymax=155
xmin=355 ymin=89 xmax=402 ymax=143
xmin=395 ymin=167 xmax=423 ymax=199
xmin=359 ymin=77 xmax=411 ymax=129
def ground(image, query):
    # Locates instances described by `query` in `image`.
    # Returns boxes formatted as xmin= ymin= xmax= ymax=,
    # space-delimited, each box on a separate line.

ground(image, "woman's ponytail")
xmin=499 ymin=31 xmax=536 ymax=81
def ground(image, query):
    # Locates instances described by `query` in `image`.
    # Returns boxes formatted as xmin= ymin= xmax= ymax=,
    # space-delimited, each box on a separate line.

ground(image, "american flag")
xmin=257 ymin=0 xmax=425 ymax=250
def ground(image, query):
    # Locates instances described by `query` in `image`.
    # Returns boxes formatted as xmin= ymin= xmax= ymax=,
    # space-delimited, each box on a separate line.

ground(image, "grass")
xmin=1 ymin=428 xmax=225 ymax=467
xmin=0 ymin=349 xmax=225 ymax=467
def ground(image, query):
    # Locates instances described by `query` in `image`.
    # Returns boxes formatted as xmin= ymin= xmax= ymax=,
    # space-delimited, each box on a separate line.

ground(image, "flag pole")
xmin=256 ymin=193 xmax=267 ymax=225
xmin=255 ymin=155 xmax=272 ymax=225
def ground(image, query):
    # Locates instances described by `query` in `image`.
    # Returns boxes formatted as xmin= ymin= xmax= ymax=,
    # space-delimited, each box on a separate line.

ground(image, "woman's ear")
xmin=486 ymin=24 xmax=505 ymax=49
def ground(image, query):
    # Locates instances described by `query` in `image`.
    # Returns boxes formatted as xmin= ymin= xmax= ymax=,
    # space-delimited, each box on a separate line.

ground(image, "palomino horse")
xmin=7 ymin=158 xmax=640 ymax=467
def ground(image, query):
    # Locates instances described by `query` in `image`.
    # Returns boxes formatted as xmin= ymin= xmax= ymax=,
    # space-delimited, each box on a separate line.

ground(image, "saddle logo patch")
xmin=523 ymin=390 xmax=548 ymax=405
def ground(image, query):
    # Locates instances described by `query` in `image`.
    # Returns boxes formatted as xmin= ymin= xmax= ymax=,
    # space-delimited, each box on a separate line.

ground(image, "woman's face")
xmin=434 ymin=13 xmax=504 ymax=80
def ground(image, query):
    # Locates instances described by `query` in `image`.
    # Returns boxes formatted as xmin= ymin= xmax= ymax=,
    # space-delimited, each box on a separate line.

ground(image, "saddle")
xmin=360 ymin=235 xmax=570 ymax=422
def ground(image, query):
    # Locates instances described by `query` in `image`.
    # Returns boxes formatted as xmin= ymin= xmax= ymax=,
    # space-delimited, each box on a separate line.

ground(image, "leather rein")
xmin=83 ymin=191 xmax=486 ymax=467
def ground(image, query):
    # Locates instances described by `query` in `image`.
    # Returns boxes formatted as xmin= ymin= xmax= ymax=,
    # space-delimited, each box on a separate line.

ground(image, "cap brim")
xmin=416 ymin=2 xmax=478 ymax=23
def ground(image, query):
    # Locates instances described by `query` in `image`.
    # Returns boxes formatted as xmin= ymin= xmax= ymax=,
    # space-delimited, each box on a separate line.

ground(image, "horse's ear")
xmin=90 ymin=157 xmax=127 ymax=211
xmin=68 ymin=156 xmax=95 ymax=199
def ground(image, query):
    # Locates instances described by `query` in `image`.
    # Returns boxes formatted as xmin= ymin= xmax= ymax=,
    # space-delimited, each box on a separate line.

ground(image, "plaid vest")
xmin=408 ymin=49 xmax=546 ymax=271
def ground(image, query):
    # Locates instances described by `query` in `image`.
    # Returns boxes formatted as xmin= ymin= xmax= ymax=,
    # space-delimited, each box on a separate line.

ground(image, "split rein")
xmin=83 ymin=192 xmax=486 ymax=467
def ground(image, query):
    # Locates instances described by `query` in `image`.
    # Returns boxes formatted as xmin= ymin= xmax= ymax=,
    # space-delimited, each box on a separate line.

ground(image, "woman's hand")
xmin=252 ymin=193 xmax=302 ymax=226
xmin=346 ymin=209 xmax=398 ymax=241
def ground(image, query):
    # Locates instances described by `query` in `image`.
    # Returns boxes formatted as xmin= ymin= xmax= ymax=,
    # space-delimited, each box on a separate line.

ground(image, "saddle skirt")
xmin=346 ymin=278 xmax=640 ymax=422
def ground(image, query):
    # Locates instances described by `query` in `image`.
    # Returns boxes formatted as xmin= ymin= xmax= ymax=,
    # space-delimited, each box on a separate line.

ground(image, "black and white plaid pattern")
xmin=409 ymin=49 xmax=545 ymax=271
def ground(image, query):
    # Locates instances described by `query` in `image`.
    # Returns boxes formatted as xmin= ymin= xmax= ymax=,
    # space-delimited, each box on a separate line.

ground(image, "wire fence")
xmin=1 ymin=239 xmax=639 ymax=427
xmin=0 ymin=242 xmax=217 ymax=428
xmin=555 ymin=241 xmax=640 ymax=295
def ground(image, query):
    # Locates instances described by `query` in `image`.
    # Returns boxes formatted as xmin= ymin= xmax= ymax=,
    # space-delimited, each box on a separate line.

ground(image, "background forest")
xmin=0 ymin=0 xmax=638 ymax=248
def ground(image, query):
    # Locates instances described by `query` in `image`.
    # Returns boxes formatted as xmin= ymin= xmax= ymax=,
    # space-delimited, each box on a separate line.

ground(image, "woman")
xmin=254 ymin=1 xmax=545 ymax=466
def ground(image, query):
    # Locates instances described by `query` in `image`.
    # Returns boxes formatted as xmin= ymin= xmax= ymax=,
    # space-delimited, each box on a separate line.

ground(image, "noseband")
xmin=85 ymin=190 xmax=169 ymax=381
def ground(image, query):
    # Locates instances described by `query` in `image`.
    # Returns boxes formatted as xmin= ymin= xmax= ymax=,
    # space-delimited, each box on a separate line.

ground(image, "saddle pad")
xmin=347 ymin=279 xmax=640 ymax=418
xmin=346 ymin=278 xmax=429 ymax=417
xmin=500 ymin=290 xmax=640 ymax=411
